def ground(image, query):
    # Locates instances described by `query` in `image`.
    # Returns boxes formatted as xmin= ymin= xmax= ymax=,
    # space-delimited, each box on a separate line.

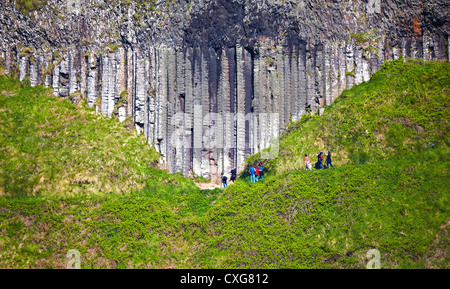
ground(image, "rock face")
xmin=0 ymin=0 xmax=448 ymax=179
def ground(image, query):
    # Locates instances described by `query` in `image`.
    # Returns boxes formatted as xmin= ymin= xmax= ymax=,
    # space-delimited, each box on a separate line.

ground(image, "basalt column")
xmin=337 ymin=43 xmax=347 ymax=96
xmin=126 ymin=47 xmax=135 ymax=118
xmin=156 ymin=45 xmax=168 ymax=164
xmin=217 ymin=47 xmax=229 ymax=176
xmin=29 ymin=52 xmax=40 ymax=87
xmin=250 ymin=49 xmax=260 ymax=155
xmin=100 ymin=53 xmax=110 ymax=117
xmin=109 ymin=50 xmax=119 ymax=119
xmin=345 ymin=42 xmax=355 ymax=90
xmin=87 ymin=53 xmax=98 ymax=108
xmin=324 ymin=43 xmax=332 ymax=106
xmin=235 ymin=44 xmax=249 ymax=173
xmin=193 ymin=46 xmax=203 ymax=177
xmin=19 ymin=54 xmax=28 ymax=82
xmin=298 ymin=43 xmax=307 ymax=117
xmin=290 ymin=47 xmax=299 ymax=122
xmin=377 ymin=38 xmax=385 ymax=72
xmin=4 ymin=48 xmax=11 ymax=76
xmin=183 ymin=47 xmax=194 ymax=177
xmin=58 ymin=56 xmax=70 ymax=97
xmin=200 ymin=48 xmax=211 ymax=178
xmin=174 ymin=46 xmax=186 ymax=175
xmin=224 ymin=46 xmax=237 ymax=175
xmin=52 ymin=58 xmax=60 ymax=97
xmin=315 ymin=44 xmax=324 ymax=108
xmin=147 ymin=46 xmax=157 ymax=147
xmin=362 ymin=49 xmax=371 ymax=83
xmin=305 ymin=43 xmax=315 ymax=113
xmin=330 ymin=44 xmax=340 ymax=104
xmin=275 ymin=47 xmax=285 ymax=133
xmin=259 ymin=46 xmax=272 ymax=152
xmin=134 ymin=50 xmax=148 ymax=133
xmin=43 ymin=53 xmax=53 ymax=88
xmin=354 ymin=46 xmax=363 ymax=86
xmin=208 ymin=47 xmax=219 ymax=178
xmin=68 ymin=50 xmax=78 ymax=96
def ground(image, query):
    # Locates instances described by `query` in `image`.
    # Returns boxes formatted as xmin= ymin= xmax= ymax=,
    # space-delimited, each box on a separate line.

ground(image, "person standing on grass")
xmin=258 ymin=163 xmax=264 ymax=180
xmin=317 ymin=151 xmax=324 ymax=170
xmin=221 ymin=172 xmax=228 ymax=188
xmin=326 ymin=151 xmax=334 ymax=168
xmin=249 ymin=166 xmax=256 ymax=183
xmin=254 ymin=165 xmax=260 ymax=182
xmin=230 ymin=168 xmax=237 ymax=183
xmin=305 ymin=154 xmax=312 ymax=171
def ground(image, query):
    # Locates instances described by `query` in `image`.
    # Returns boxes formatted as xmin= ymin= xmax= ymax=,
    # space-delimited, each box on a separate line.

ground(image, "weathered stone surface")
xmin=19 ymin=56 xmax=28 ymax=82
xmin=134 ymin=51 xmax=147 ymax=127
xmin=58 ymin=57 xmax=69 ymax=97
xmin=100 ymin=54 xmax=110 ymax=117
xmin=118 ymin=106 xmax=126 ymax=123
xmin=68 ymin=50 xmax=78 ymax=96
xmin=126 ymin=47 xmax=134 ymax=117
xmin=4 ymin=48 xmax=10 ymax=75
xmin=29 ymin=55 xmax=39 ymax=87
xmin=87 ymin=53 xmax=98 ymax=108
xmin=345 ymin=43 xmax=355 ymax=90
xmin=43 ymin=53 xmax=53 ymax=87
xmin=52 ymin=60 xmax=60 ymax=96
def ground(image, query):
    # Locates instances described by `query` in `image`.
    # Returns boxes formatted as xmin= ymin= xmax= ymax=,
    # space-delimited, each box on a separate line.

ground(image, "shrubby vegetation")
xmin=0 ymin=76 xmax=166 ymax=197
xmin=15 ymin=0 xmax=46 ymax=14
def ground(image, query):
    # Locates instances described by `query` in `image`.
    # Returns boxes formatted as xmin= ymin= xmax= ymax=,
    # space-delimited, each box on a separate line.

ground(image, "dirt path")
xmin=194 ymin=181 xmax=222 ymax=190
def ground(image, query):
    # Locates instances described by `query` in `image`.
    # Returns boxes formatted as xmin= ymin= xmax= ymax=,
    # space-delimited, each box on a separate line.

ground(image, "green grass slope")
xmin=0 ymin=75 xmax=220 ymax=268
xmin=0 ymin=76 xmax=168 ymax=197
xmin=197 ymin=59 xmax=449 ymax=268
xmin=250 ymin=59 xmax=449 ymax=174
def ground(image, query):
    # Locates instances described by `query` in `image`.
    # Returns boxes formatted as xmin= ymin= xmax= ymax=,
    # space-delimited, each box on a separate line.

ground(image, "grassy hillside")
xmin=197 ymin=152 xmax=448 ymax=268
xmin=198 ymin=59 xmax=449 ymax=268
xmin=0 ymin=76 xmax=167 ymax=197
xmin=0 ymin=75 xmax=220 ymax=268
xmin=0 ymin=60 xmax=448 ymax=268
xmin=248 ymin=59 xmax=449 ymax=175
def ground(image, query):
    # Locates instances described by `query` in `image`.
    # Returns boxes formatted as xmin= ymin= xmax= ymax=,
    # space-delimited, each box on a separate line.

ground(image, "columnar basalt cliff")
xmin=1 ymin=0 xmax=448 ymax=179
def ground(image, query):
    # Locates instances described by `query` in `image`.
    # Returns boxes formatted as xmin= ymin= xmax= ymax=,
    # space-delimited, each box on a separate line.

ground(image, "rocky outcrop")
xmin=1 ymin=0 xmax=448 ymax=179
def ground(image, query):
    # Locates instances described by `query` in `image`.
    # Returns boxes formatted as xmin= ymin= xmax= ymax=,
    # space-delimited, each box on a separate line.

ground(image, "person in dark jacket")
xmin=230 ymin=168 xmax=237 ymax=183
xmin=221 ymin=172 xmax=228 ymax=188
xmin=317 ymin=152 xmax=324 ymax=170
xmin=326 ymin=151 xmax=334 ymax=168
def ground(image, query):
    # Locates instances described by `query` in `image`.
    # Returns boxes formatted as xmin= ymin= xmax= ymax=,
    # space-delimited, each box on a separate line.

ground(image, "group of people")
xmin=221 ymin=168 xmax=237 ymax=189
xmin=248 ymin=163 xmax=264 ymax=183
xmin=220 ymin=151 xmax=332 ymax=188
xmin=305 ymin=151 xmax=334 ymax=170
xmin=220 ymin=163 xmax=265 ymax=188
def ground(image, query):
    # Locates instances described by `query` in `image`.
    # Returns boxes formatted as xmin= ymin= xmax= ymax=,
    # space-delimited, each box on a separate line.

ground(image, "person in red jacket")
xmin=254 ymin=165 xmax=260 ymax=182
